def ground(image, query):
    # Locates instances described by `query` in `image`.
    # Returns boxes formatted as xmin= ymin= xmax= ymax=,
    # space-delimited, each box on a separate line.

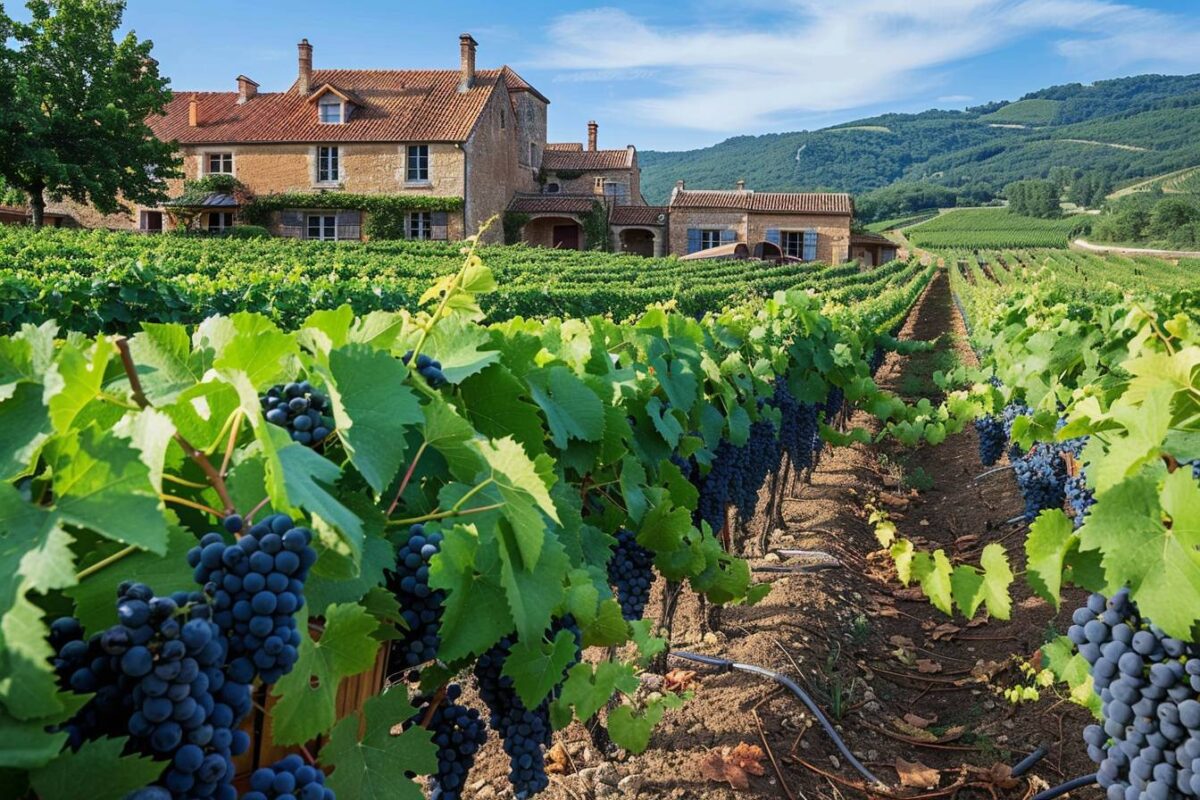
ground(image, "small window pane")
xmin=207 ymin=153 xmax=232 ymax=174
xmin=406 ymin=145 xmax=429 ymax=182
xmin=408 ymin=211 xmax=431 ymax=240
xmin=318 ymin=146 xmax=340 ymax=182
xmin=319 ymin=99 xmax=341 ymax=124
xmin=782 ymin=231 xmax=803 ymax=258
xmin=700 ymin=230 xmax=722 ymax=250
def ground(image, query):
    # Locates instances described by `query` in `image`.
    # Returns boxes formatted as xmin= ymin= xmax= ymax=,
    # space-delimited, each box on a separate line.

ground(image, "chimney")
xmin=188 ymin=94 xmax=198 ymax=128
xmin=736 ymin=179 xmax=746 ymax=191
xmin=587 ymin=120 xmax=598 ymax=151
xmin=675 ymin=179 xmax=685 ymax=190
xmin=297 ymin=39 xmax=313 ymax=95
xmin=237 ymin=75 xmax=259 ymax=104
xmin=458 ymin=34 xmax=477 ymax=92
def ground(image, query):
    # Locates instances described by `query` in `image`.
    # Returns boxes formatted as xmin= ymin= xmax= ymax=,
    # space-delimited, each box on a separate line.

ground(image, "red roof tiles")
xmin=507 ymin=196 xmax=599 ymax=214
xmin=545 ymin=142 xmax=584 ymax=151
xmin=610 ymin=206 xmax=668 ymax=226
xmin=670 ymin=190 xmax=852 ymax=215
xmin=542 ymin=148 xmax=634 ymax=171
xmin=148 ymin=68 xmax=543 ymax=145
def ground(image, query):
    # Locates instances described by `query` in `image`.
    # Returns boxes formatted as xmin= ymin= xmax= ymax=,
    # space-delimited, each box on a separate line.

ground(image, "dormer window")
xmin=319 ymin=96 xmax=343 ymax=124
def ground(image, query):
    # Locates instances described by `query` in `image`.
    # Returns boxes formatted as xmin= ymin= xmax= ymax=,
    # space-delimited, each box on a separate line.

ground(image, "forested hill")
xmin=638 ymin=73 xmax=1200 ymax=210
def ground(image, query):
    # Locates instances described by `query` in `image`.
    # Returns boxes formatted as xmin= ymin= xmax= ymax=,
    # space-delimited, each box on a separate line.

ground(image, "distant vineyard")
xmin=0 ymin=227 xmax=895 ymax=333
xmin=906 ymin=208 xmax=1090 ymax=249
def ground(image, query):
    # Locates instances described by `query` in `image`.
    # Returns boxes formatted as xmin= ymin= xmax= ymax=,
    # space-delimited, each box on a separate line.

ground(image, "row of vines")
xmin=0 ymin=229 xmax=957 ymax=800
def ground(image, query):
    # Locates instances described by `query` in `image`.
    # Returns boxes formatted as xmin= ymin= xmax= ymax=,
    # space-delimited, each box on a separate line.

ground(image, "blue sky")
xmin=85 ymin=0 xmax=1200 ymax=150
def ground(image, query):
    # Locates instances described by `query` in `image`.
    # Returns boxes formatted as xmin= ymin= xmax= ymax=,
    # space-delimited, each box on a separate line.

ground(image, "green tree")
xmin=1005 ymin=179 xmax=1061 ymax=218
xmin=1148 ymin=197 xmax=1200 ymax=240
xmin=1 ymin=0 xmax=179 ymax=228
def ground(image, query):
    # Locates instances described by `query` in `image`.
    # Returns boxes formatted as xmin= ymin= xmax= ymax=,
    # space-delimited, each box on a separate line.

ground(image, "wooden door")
xmin=552 ymin=224 xmax=580 ymax=250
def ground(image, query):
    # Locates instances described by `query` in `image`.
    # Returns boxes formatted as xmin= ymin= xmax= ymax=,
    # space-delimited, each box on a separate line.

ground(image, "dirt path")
xmin=1073 ymin=238 xmax=1200 ymax=260
xmin=1057 ymin=138 xmax=1148 ymax=152
xmin=463 ymin=270 xmax=1095 ymax=800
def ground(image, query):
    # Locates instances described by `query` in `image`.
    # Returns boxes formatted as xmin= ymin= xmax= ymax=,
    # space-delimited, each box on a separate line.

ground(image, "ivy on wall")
xmin=581 ymin=201 xmax=610 ymax=251
xmin=241 ymin=192 xmax=463 ymax=240
xmin=503 ymin=212 xmax=530 ymax=245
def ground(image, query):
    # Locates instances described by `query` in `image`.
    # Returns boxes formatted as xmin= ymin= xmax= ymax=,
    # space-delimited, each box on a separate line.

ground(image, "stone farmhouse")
xmin=35 ymin=34 xmax=881 ymax=264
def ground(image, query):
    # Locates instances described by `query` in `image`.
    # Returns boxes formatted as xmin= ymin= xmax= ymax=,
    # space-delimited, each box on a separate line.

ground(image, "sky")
xmin=63 ymin=0 xmax=1200 ymax=151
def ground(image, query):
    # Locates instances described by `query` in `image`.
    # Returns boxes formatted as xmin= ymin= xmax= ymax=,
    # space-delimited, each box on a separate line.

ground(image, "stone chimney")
xmin=458 ymin=34 xmax=477 ymax=92
xmin=736 ymin=179 xmax=746 ymax=191
xmin=188 ymin=94 xmax=198 ymax=128
xmin=587 ymin=120 xmax=598 ymax=151
xmin=675 ymin=179 xmax=685 ymax=190
xmin=297 ymin=39 xmax=313 ymax=95
xmin=237 ymin=75 xmax=259 ymax=104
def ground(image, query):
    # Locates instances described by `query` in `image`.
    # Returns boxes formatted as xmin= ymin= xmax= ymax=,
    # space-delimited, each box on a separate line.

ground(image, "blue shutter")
xmin=686 ymin=228 xmax=701 ymax=254
xmin=803 ymin=229 xmax=818 ymax=261
xmin=765 ymin=228 xmax=781 ymax=246
xmin=720 ymin=229 xmax=736 ymax=244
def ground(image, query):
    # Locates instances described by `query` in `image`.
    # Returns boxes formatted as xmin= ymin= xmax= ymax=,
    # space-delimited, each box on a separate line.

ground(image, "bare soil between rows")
xmin=464 ymin=270 xmax=1096 ymax=800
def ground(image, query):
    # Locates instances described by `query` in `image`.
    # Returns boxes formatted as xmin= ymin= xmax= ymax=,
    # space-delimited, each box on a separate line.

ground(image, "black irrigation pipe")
xmin=1030 ymin=773 xmax=1097 ymax=800
xmin=1010 ymin=743 xmax=1050 ymax=777
xmin=670 ymin=651 xmax=885 ymax=788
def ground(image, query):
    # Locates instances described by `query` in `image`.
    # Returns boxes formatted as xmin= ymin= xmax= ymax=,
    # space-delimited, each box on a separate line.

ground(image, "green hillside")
xmin=639 ymin=74 xmax=1200 ymax=213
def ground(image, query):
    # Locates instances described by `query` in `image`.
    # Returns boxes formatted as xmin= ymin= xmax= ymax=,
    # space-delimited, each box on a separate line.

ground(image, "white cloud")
xmin=538 ymin=1 xmax=1200 ymax=132
xmin=938 ymin=95 xmax=974 ymax=103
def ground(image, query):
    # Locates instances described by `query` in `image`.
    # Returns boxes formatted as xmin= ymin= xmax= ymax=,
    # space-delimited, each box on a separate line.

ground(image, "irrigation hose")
xmin=1030 ymin=773 xmax=1097 ymax=800
xmin=1010 ymin=743 xmax=1050 ymax=777
xmin=670 ymin=651 xmax=885 ymax=787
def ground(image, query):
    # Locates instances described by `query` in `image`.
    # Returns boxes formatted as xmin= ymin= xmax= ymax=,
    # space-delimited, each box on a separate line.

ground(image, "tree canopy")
xmin=0 ymin=0 xmax=179 ymax=227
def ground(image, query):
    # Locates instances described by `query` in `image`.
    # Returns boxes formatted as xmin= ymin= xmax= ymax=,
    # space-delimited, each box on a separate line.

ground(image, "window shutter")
xmin=431 ymin=211 xmax=449 ymax=241
xmin=765 ymin=228 xmax=781 ymax=246
xmin=337 ymin=210 xmax=362 ymax=240
xmin=686 ymin=228 xmax=700 ymax=254
xmin=720 ymin=229 xmax=736 ymax=244
xmin=279 ymin=210 xmax=304 ymax=238
xmin=803 ymin=229 xmax=818 ymax=261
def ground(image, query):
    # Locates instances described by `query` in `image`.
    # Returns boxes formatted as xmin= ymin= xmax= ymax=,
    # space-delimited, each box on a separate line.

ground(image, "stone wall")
xmin=666 ymin=210 xmax=747 ymax=255
xmin=464 ymin=85 xmax=538 ymax=243
xmin=512 ymin=91 xmax=548 ymax=172
xmin=666 ymin=209 xmax=852 ymax=262
xmin=546 ymin=165 xmax=639 ymax=204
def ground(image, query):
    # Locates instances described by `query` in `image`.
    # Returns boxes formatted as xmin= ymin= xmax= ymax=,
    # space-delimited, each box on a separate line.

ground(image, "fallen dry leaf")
xmin=890 ymin=719 xmax=939 ymax=742
xmin=699 ymin=743 xmax=767 ymax=791
xmin=888 ymin=635 xmax=916 ymax=650
xmin=893 ymin=587 xmax=926 ymax=601
xmin=891 ymin=647 xmax=916 ymax=666
xmin=895 ymin=757 xmax=941 ymax=789
xmin=665 ymin=669 xmax=700 ymax=693
xmin=879 ymin=492 xmax=910 ymax=508
xmin=929 ymin=623 xmax=960 ymax=641
xmin=545 ymin=742 xmax=569 ymax=775
xmin=903 ymin=712 xmax=936 ymax=729
xmin=915 ymin=658 xmax=944 ymax=674
xmin=965 ymin=762 xmax=1020 ymax=790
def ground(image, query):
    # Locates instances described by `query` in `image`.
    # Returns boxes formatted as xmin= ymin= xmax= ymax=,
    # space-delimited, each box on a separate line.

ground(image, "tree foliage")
xmin=1004 ymin=179 xmax=1061 ymax=219
xmin=0 ymin=0 xmax=179 ymax=227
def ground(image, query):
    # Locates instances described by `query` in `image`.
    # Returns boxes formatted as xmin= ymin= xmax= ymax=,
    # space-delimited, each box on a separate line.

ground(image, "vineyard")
xmin=1 ymin=219 xmax=1198 ymax=800
xmin=905 ymin=208 xmax=1092 ymax=250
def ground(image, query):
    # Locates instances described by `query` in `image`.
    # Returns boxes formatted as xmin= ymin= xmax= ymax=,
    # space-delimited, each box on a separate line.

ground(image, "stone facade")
xmin=667 ymin=209 xmax=852 ymax=262
xmin=464 ymin=85 xmax=539 ymax=242
xmin=544 ymin=161 xmax=640 ymax=204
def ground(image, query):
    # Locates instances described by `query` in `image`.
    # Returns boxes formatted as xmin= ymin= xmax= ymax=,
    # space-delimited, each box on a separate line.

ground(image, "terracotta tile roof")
xmin=542 ymin=148 xmax=634 ymax=171
xmin=508 ymin=195 xmax=598 ymax=215
xmin=147 ymin=67 xmax=541 ymax=144
xmin=670 ymin=190 xmax=853 ymax=215
xmin=610 ymin=206 xmax=668 ymax=226
xmin=546 ymin=142 xmax=584 ymax=151
xmin=851 ymin=232 xmax=897 ymax=246
xmin=499 ymin=67 xmax=550 ymax=104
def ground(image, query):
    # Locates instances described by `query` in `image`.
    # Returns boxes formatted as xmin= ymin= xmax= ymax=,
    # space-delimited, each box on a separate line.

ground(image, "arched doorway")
xmin=753 ymin=241 xmax=783 ymax=260
xmin=620 ymin=228 xmax=655 ymax=257
xmin=522 ymin=216 xmax=584 ymax=250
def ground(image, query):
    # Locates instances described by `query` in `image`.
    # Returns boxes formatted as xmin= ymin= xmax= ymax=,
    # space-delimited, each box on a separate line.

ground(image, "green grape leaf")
xmin=458 ymin=364 xmax=546 ymax=457
xmin=628 ymin=619 xmax=668 ymax=666
xmin=473 ymin=436 xmax=559 ymax=570
xmin=502 ymin=629 xmax=580 ymax=709
xmin=581 ymin=599 xmax=629 ymax=648
xmin=950 ymin=565 xmax=984 ymax=619
xmin=0 ymin=382 xmax=53 ymax=481
xmin=1041 ymin=636 xmax=1102 ymax=717
xmin=306 ymin=532 xmax=394 ymax=612
xmin=50 ymin=427 xmax=168 ymax=555
xmin=0 ymin=707 xmax=69 ymax=769
xmin=551 ymin=660 xmax=639 ymax=728
xmin=428 ymin=526 xmax=513 ymax=661
xmin=127 ymin=323 xmax=203 ymax=404
xmin=1025 ymin=509 xmax=1075 ymax=608
xmin=29 ymin=737 xmax=165 ymax=800
xmin=526 ymin=366 xmax=606 ymax=450
xmin=300 ymin=306 xmax=355 ymax=354
xmin=977 ymin=543 xmax=1014 ymax=620
xmin=636 ymin=500 xmax=691 ymax=553
xmin=420 ymin=397 xmax=484 ymax=483
xmin=324 ymin=687 xmax=437 ymax=800
xmin=270 ymin=603 xmax=381 ymax=745
xmin=46 ymin=337 xmax=115 ymax=434
xmin=911 ymin=549 xmax=953 ymax=615
xmin=273 ymin=438 xmax=364 ymax=564
xmin=890 ymin=539 xmax=914 ymax=584
xmin=424 ymin=315 xmax=501 ymax=384
xmin=607 ymin=693 xmax=686 ymax=754
xmin=326 ymin=344 xmax=422 ymax=494
xmin=496 ymin=522 xmax=568 ymax=644
xmin=204 ymin=312 xmax=298 ymax=390
xmin=1080 ymin=468 xmax=1200 ymax=638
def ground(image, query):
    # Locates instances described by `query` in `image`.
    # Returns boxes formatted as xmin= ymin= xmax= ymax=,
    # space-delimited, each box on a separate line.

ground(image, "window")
xmin=206 ymin=152 xmax=233 ymax=175
xmin=545 ymin=182 xmax=560 ymax=194
xmin=207 ymin=211 xmax=233 ymax=233
xmin=529 ymin=142 xmax=538 ymax=166
xmin=307 ymin=214 xmax=337 ymax=241
xmin=140 ymin=210 xmax=163 ymax=233
xmin=407 ymin=212 xmax=432 ymax=240
xmin=500 ymin=109 xmax=506 ymax=129
xmin=317 ymin=146 xmax=340 ymax=183
xmin=603 ymin=181 xmax=629 ymax=203
xmin=406 ymin=144 xmax=429 ymax=182
xmin=699 ymin=230 xmax=722 ymax=250
xmin=318 ymin=97 xmax=343 ymax=124
xmin=782 ymin=231 xmax=804 ymax=259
